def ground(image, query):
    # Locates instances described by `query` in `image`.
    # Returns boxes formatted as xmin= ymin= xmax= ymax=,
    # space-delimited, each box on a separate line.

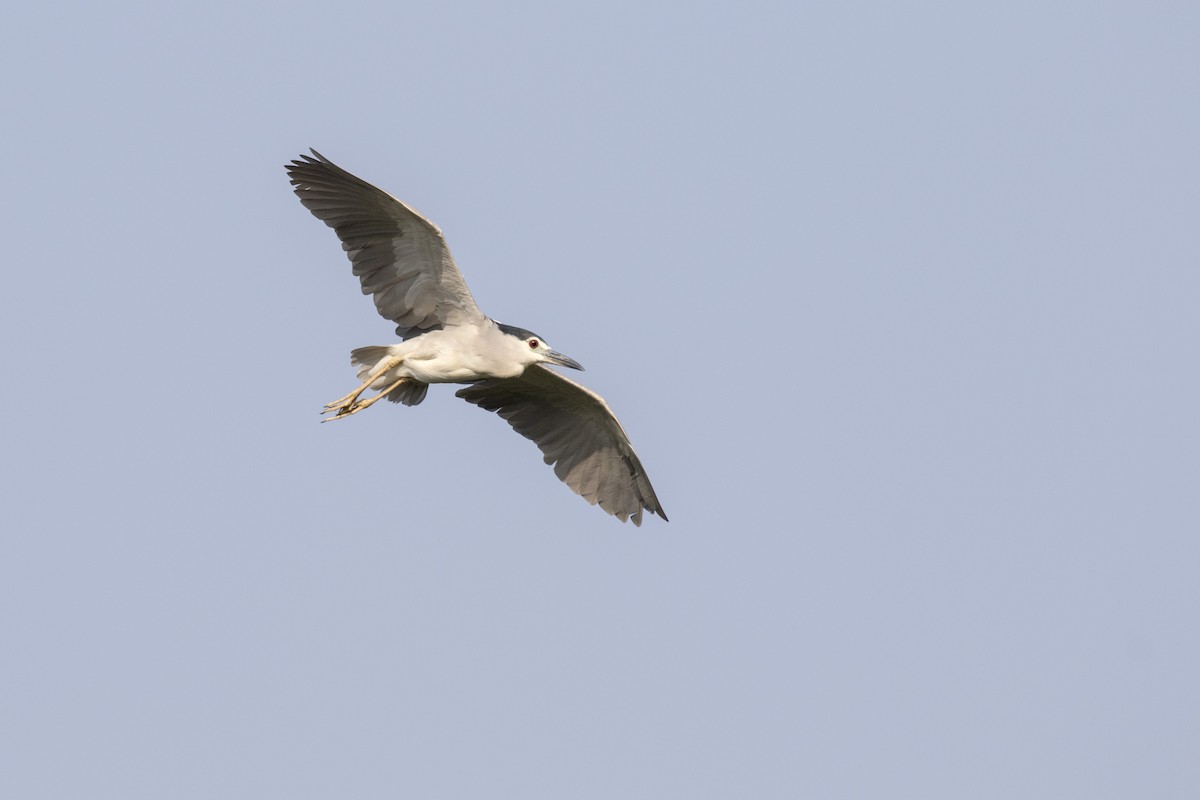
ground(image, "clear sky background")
xmin=2 ymin=2 xmax=1198 ymax=797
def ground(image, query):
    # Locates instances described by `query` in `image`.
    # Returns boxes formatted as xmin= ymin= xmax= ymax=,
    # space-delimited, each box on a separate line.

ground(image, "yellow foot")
xmin=319 ymin=356 xmax=404 ymax=418
xmin=322 ymin=390 xmax=363 ymax=413
xmin=320 ymin=402 xmax=365 ymax=422
xmin=320 ymin=376 xmax=410 ymax=422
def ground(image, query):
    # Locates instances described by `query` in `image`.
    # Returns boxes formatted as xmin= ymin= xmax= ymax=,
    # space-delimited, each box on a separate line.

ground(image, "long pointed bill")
xmin=546 ymin=350 xmax=585 ymax=371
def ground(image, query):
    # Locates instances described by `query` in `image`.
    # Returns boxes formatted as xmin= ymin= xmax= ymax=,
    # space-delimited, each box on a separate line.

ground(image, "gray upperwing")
xmin=456 ymin=365 xmax=667 ymax=525
xmin=287 ymin=150 xmax=486 ymax=338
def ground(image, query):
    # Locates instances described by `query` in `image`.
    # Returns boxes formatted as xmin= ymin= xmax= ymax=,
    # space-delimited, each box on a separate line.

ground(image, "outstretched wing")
xmin=286 ymin=150 xmax=485 ymax=338
xmin=456 ymin=365 xmax=667 ymax=526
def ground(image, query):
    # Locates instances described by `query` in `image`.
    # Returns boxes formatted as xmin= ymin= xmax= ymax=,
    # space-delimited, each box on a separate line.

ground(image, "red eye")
xmin=529 ymin=339 xmax=539 ymax=349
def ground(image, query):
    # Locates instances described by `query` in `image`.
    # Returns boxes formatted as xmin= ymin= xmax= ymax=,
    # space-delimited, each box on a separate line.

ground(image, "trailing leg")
xmin=321 ymin=355 xmax=403 ymax=418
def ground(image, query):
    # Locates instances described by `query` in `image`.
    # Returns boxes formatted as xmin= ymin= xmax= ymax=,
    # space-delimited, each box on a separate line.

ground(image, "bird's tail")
xmin=350 ymin=346 xmax=428 ymax=406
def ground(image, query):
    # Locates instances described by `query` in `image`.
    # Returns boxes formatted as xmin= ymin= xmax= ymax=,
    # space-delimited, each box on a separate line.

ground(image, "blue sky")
xmin=2 ymin=2 xmax=1198 ymax=797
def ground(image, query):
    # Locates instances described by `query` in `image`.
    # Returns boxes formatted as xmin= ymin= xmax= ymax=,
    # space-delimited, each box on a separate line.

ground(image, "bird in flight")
xmin=286 ymin=150 xmax=667 ymax=525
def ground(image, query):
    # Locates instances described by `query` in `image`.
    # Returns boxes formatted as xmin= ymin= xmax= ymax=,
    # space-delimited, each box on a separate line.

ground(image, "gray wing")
xmin=456 ymin=365 xmax=667 ymax=526
xmin=286 ymin=150 xmax=485 ymax=338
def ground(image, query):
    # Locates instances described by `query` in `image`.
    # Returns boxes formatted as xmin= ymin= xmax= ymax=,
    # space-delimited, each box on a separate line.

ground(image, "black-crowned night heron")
xmin=286 ymin=150 xmax=667 ymax=525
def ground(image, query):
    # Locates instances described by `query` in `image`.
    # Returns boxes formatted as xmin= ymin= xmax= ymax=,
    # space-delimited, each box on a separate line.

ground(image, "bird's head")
xmin=497 ymin=322 xmax=585 ymax=371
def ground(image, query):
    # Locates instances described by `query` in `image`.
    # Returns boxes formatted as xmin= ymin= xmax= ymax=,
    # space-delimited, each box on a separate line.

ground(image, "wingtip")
xmin=284 ymin=148 xmax=328 ymax=171
xmin=628 ymin=504 xmax=667 ymax=526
